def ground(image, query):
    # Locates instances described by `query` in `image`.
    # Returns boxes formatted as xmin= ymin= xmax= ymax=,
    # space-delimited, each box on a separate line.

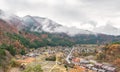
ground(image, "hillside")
xmin=96 ymin=44 xmax=120 ymax=71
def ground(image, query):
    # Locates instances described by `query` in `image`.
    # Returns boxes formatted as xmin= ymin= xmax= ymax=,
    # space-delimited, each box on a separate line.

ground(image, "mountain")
xmin=22 ymin=15 xmax=94 ymax=36
xmin=22 ymin=15 xmax=62 ymax=32
xmin=0 ymin=9 xmax=120 ymax=46
xmin=0 ymin=10 xmax=25 ymax=30
xmin=0 ymin=10 xmax=120 ymax=36
xmin=93 ymin=24 xmax=120 ymax=35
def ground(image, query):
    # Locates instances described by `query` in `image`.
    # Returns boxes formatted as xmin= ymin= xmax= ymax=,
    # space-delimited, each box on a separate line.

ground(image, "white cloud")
xmin=0 ymin=0 xmax=8 ymax=10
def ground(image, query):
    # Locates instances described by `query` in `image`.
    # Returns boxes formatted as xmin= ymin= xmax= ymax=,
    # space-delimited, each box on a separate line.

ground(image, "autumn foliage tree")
xmin=114 ymin=58 xmax=120 ymax=71
xmin=97 ymin=43 xmax=120 ymax=71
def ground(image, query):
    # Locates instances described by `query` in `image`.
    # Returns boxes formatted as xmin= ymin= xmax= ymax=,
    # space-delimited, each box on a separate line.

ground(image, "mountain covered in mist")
xmin=0 ymin=10 xmax=120 ymax=36
xmin=93 ymin=24 xmax=120 ymax=36
xmin=22 ymin=15 xmax=95 ymax=36
xmin=0 ymin=9 xmax=120 ymax=47
xmin=0 ymin=10 xmax=94 ymax=36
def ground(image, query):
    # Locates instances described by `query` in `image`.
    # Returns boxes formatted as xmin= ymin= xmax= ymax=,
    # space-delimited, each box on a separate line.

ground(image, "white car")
xmin=91 ymin=67 xmax=98 ymax=71
xmin=86 ymin=64 xmax=94 ymax=69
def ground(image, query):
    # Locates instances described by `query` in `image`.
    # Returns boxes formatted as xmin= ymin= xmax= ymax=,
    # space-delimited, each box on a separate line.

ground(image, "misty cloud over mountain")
xmin=0 ymin=9 xmax=120 ymax=36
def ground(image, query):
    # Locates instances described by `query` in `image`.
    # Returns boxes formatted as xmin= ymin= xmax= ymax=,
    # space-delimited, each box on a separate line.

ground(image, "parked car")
xmin=91 ymin=67 xmax=98 ymax=71
xmin=85 ymin=64 xmax=94 ymax=69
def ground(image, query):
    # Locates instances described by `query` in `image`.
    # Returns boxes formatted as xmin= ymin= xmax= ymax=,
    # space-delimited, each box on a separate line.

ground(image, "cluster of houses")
xmin=26 ymin=53 xmax=39 ymax=57
xmin=17 ymin=46 xmax=117 ymax=72
xmin=71 ymin=57 xmax=116 ymax=72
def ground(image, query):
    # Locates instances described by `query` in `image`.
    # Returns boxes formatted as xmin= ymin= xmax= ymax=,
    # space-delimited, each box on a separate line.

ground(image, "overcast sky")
xmin=0 ymin=0 xmax=120 ymax=31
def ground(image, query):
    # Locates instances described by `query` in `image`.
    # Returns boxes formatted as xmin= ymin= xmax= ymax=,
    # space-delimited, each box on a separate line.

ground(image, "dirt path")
xmin=9 ymin=68 xmax=21 ymax=72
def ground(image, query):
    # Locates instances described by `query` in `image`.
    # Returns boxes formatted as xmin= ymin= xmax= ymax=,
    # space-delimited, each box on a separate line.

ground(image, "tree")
xmin=114 ymin=58 xmax=120 ymax=71
xmin=0 ymin=48 xmax=6 ymax=65
xmin=20 ymin=49 xmax=26 ymax=55
xmin=0 ymin=44 xmax=16 ymax=56
xmin=96 ymin=53 xmax=106 ymax=60
xmin=6 ymin=45 xmax=16 ymax=56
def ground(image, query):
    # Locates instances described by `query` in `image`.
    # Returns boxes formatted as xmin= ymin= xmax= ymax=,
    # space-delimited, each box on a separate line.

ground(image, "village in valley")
xmin=1 ymin=0 xmax=120 ymax=72
xmin=14 ymin=44 xmax=117 ymax=72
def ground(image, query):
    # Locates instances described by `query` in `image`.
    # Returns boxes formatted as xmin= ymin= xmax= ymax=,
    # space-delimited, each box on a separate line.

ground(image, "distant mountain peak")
xmin=22 ymin=16 xmax=95 ymax=36
xmin=93 ymin=24 xmax=120 ymax=35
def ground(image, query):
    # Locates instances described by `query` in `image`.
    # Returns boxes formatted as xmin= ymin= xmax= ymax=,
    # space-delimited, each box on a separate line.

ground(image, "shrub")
xmin=10 ymin=59 xmax=21 ymax=67
xmin=23 ymin=64 xmax=43 ymax=72
xmin=45 ymin=56 xmax=56 ymax=61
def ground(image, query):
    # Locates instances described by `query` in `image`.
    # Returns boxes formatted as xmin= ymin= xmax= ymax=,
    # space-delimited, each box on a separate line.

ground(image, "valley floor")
xmin=8 ymin=44 xmax=118 ymax=72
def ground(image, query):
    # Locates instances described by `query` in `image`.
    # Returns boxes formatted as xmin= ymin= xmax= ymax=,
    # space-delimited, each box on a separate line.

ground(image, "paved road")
xmin=66 ymin=47 xmax=75 ymax=63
